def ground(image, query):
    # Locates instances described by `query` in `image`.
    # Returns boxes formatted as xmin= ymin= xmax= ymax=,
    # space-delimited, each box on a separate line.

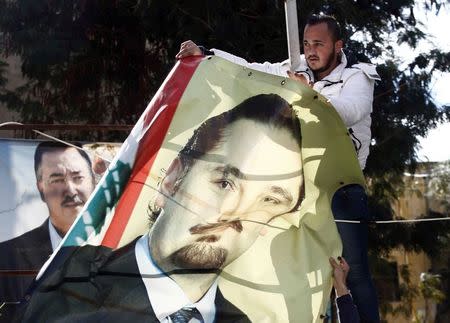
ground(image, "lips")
xmin=62 ymin=198 xmax=84 ymax=207
xmin=62 ymin=202 xmax=83 ymax=207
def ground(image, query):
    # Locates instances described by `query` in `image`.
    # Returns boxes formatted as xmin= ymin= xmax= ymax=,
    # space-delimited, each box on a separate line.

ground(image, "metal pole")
xmin=284 ymin=0 xmax=301 ymax=70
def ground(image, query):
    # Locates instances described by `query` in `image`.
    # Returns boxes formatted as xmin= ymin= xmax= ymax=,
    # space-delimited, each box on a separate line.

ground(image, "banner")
xmin=0 ymin=139 xmax=120 ymax=242
xmin=6 ymin=56 xmax=365 ymax=322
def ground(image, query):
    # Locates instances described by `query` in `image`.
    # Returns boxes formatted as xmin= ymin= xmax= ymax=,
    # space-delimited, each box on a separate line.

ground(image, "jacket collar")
xmin=317 ymin=49 xmax=347 ymax=83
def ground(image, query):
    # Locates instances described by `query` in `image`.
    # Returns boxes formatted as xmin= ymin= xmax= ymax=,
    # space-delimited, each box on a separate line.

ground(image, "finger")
xmin=176 ymin=48 xmax=201 ymax=59
xmin=329 ymin=257 xmax=339 ymax=268
xmin=340 ymin=257 xmax=349 ymax=267
xmin=178 ymin=48 xmax=192 ymax=55
xmin=176 ymin=48 xmax=193 ymax=59
xmin=180 ymin=43 xmax=191 ymax=50
xmin=180 ymin=40 xmax=193 ymax=48
xmin=287 ymin=71 xmax=299 ymax=80
xmin=294 ymin=72 xmax=307 ymax=80
xmin=176 ymin=50 xmax=186 ymax=59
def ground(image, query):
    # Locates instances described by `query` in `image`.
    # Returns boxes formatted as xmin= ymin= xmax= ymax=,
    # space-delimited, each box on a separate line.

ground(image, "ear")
xmin=335 ymin=40 xmax=343 ymax=54
xmin=155 ymin=158 xmax=183 ymax=208
xmin=37 ymin=180 xmax=45 ymax=201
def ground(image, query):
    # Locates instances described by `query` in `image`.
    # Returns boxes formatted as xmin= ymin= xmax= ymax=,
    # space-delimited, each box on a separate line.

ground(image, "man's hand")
xmin=287 ymin=70 xmax=313 ymax=87
xmin=329 ymin=256 xmax=350 ymax=297
xmin=175 ymin=40 xmax=202 ymax=59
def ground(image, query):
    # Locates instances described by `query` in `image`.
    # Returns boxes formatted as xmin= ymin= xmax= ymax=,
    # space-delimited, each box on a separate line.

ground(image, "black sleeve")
xmin=336 ymin=294 xmax=360 ymax=323
xmin=198 ymin=46 xmax=214 ymax=56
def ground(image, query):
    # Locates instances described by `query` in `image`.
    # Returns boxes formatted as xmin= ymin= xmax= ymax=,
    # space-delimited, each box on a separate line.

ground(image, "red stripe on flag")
xmin=102 ymin=56 xmax=203 ymax=248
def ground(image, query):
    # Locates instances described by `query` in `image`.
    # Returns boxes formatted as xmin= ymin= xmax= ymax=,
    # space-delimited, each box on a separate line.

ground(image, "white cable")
xmin=336 ymin=217 xmax=450 ymax=224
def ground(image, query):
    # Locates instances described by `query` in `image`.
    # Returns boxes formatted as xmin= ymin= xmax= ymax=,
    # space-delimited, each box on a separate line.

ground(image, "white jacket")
xmin=210 ymin=48 xmax=380 ymax=170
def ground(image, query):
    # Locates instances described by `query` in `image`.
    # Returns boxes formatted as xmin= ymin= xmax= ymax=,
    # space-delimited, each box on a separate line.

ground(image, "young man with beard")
xmin=18 ymin=94 xmax=305 ymax=323
xmin=176 ymin=14 xmax=380 ymax=323
xmin=0 ymin=141 xmax=96 ymax=320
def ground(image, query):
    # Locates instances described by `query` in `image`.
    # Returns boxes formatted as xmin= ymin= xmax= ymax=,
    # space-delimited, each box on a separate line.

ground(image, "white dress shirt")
xmin=135 ymin=234 xmax=217 ymax=323
xmin=48 ymin=220 xmax=63 ymax=251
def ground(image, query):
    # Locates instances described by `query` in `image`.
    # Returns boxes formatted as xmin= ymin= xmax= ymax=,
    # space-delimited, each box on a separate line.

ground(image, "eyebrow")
xmin=212 ymin=165 xmax=295 ymax=204
xmin=269 ymin=185 xmax=293 ymax=204
xmin=48 ymin=170 xmax=81 ymax=178
xmin=49 ymin=173 xmax=65 ymax=178
xmin=304 ymin=39 xmax=324 ymax=43
xmin=213 ymin=165 xmax=246 ymax=180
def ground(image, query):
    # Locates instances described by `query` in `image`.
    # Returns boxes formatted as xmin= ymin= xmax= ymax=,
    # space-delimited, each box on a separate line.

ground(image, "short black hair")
xmin=177 ymin=94 xmax=301 ymax=187
xmin=305 ymin=14 xmax=342 ymax=42
xmin=34 ymin=141 xmax=93 ymax=181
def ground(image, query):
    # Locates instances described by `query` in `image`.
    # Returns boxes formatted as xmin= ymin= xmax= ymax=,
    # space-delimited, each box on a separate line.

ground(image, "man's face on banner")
xmin=37 ymin=148 xmax=95 ymax=235
xmin=150 ymin=119 xmax=303 ymax=272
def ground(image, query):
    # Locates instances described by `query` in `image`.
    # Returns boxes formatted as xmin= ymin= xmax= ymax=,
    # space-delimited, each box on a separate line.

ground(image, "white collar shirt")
xmin=135 ymin=234 xmax=217 ymax=323
xmin=48 ymin=220 xmax=63 ymax=251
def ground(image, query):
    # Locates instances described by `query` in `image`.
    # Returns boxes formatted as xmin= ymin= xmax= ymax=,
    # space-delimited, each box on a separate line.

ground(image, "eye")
xmin=72 ymin=175 xmax=84 ymax=183
xmin=213 ymin=177 xmax=236 ymax=192
xmin=217 ymin=180 xmax=233 ymax=191
xmin=263 ymin=196 xmax=280 ymax=205
xmin=51 ymin=178 xmax=65 ymax=184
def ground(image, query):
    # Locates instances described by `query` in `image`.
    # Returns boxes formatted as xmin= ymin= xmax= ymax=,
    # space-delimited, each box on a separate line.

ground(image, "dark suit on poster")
xmin=0 ymin=219 xmax=53 ymax=302
xmin=18 ymin=238 xmax=250 ymax=323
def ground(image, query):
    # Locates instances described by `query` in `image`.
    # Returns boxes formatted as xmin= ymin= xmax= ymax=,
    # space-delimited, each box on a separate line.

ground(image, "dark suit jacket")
xmin=18 ymin=238 xmax=250 ymax=323
xmin=0 ymin=219 xmax=53 ymax=302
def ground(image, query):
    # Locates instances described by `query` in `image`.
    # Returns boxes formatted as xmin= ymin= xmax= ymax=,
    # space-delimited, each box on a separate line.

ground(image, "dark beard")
xmin=310 ymin=50 xmax=336 ymax=77
xmin=170 ymin=242 xmax=227 ymax=270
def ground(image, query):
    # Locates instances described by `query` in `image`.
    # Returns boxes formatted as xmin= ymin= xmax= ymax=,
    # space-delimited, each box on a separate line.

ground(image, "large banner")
xmin=3 ymin=56 xmax=365 ymax=322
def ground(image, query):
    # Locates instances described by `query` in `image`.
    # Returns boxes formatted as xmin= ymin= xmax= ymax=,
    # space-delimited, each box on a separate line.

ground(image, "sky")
xmin=410 ymin=2 xmax=450 ymax=162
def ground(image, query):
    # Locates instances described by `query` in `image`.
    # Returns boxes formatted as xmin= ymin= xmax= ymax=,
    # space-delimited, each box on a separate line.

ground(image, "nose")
xmin=217 ymin=191 xmax=253 ymax=222
xmin=307 ymin=47 xmax=316 ymax=56
xmin=64 ymin=179 xmax=78 ymax=196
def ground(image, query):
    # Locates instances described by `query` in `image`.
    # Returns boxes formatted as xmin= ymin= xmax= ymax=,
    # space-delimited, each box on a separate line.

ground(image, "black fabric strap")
xmin=198 ymin=46 xmax=214 ymax=56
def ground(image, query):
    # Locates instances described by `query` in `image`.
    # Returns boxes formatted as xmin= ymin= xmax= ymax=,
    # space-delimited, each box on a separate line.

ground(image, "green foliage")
xmin=392 ymin=264 xmax=420 ymax=319
xmin=368 ymin=211 xmax=450 ymax=258
xmin=419 ymin=273 xmax=446 ymax=303
xmin=0 ymin=60 xmax=7 ymax=88
xmin=379 ymin=265 xmax=446 ymax=321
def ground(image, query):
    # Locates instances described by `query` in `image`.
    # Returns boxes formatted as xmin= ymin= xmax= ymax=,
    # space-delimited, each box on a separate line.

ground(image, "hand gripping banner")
xmin=14 ymin=56 xmax=365 ymax=322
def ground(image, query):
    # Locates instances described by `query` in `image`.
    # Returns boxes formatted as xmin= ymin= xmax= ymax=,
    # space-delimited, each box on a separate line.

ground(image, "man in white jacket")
xmin=176 ymin=14 xmax=380 ymax=323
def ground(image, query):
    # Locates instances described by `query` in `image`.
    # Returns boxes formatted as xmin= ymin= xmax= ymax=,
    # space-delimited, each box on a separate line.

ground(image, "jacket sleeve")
xmin=336 ymin=294 xmax=360 ymax=323
xmin=326 ymin=71 xmax=375 ymax=127
xmin=210 ymin=48 xmax=290 ymax=77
